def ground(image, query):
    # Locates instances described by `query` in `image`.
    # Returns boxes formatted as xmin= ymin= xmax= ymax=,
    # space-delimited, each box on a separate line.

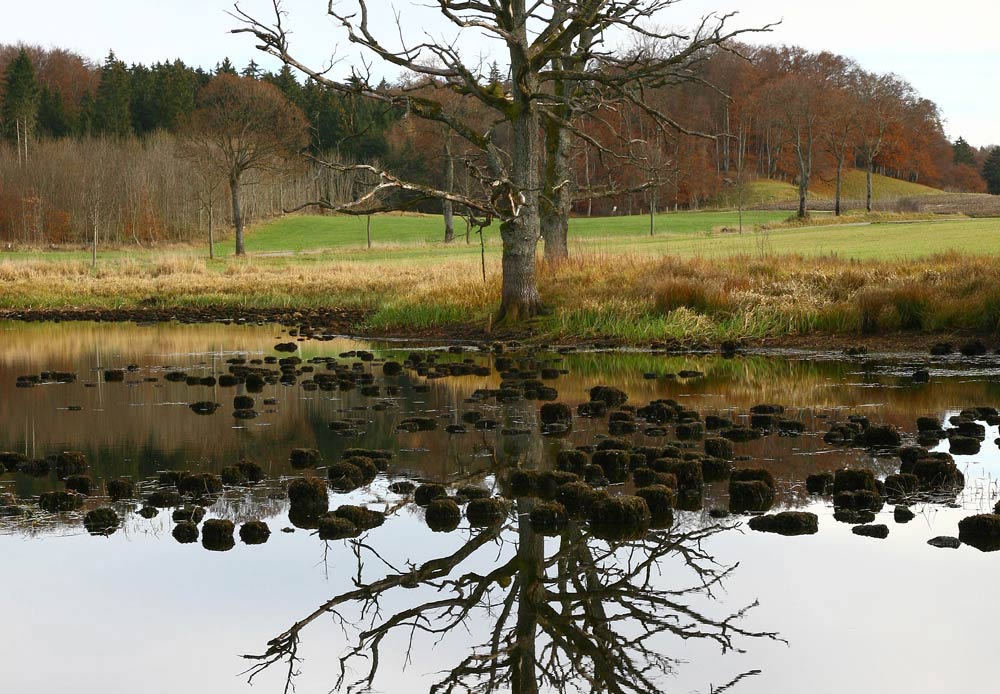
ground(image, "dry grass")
xmin=3 ymin=251 xmax=1000 ymax=343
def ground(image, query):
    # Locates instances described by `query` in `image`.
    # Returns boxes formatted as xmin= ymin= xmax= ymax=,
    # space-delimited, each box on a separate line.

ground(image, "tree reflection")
xmin=244 ymin=500 xmax=778 ymax=694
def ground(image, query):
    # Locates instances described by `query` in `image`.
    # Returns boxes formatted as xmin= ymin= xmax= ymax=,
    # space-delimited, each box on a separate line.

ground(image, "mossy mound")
xmin=137 ymin=506 xmax=159 ymax=519
xmin=172 ymin=505 xmax=206 ymax=524
xmin=730 ymin=468 xmax=775 ymax=489
xmin=53 ymin=451 xmax=87 ymax=480
xmin=833 ymin=490 xmax=884 ymax=512
xmin=414 ymin=483 xmax=448 ymax=506
xmin=704 ymin=438 xmax=734 ymax=460
xmin=833 ymin=468 xmax=879 ymax=494
xmin=860 ymin=425 xmax=901 ymax=448
xmin=333 ymin=505 xmax=385 ymax=531
xmin=539 ymin=403 xmax=573 ymax=427
xmin=884 ymin=473 xmax=921 ymax=497
xmin=106 ymin=478 xmax=135 ymax=501
xmin=454 ymin=485 xmax=491 ymax=501
xmin=172 ymin=521 xmax=199 ymax=543
xmin=290 ymin=448 xmax=322 ymax=470
xmin=529 ymin=502 xmax=568 ymax=536
xmin=748 ymin=512 xmax=817 ymax=536
xmin=318 ymin=514 xmax=358 ymax=540
xmin=39 ymin=491 xmax=83 ymax=513
xmin=466 ymin=498 xmax=508 ymax=527
xmin=327 ymin=461 xmax=364 ymax=492
xmin=852 ymin=524 xmax=889 ymax=539
xmin=177 ymin=473 xmax=223 ymax=496
xmin=589 ymin=385 xmax=628 ymax=408
xmin=426 ymin=499 xmax=462 ymax=532
xmin=65 ymin=475 xmax=94 ymax=495
xmin=388 ymin=480 xmax=416 ymax=495
xmin=588 ymin=495 xmax=651 ymax=540
xmin=0 ymin=452 xmax=28 ymax=472
xmin=202 ymin=519 xmax=236 ymax=552
xmin=653 ymin=459 xmax=703 ymax=490
xmin=805 ymin=472 xmax=834 ymax=495
xmin=237 ymin=460 xmax=265 ymax=484
xmin=83 ymin=507 xmax=120 ymax=536
xmin=635 ymin=485 xmax=675 ymax=527
xmin=287 ymin=477 xmax=329 ymax=517
xmin=701 ymin=458 xmax=733 ymax=483
xmin=958 ymin=514 xmax=1000 ymax=552
xmin=728 ymin=481 xmax=774 ymax=514
xmin=239 ymin=520 xmax=271 ymax=545
xmin=556 ymin=482 xmax=601 ymax=517
xmin=555 ymin=450 xmax=590 ymax=475
xmin=147 ymin=490 xmax=183 ymax=508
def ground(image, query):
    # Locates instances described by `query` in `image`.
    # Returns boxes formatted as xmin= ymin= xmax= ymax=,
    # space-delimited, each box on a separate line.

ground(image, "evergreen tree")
xmin=1 ymin=48 xmax=40 ymax=145
xmin=953 ymin=137 xmax=976 ymax=167
xmin=983 ymin=147 xmax=1000 ymax=195
xmin=215 ymin=57 xmax=238 ymax=76
xmin=93 ymin=51 xmax=133 ymax=136
xmin=241 ymin=60 xmax=262 ymax=80
xmin=37 ymin=85 xmax=71 ymax=137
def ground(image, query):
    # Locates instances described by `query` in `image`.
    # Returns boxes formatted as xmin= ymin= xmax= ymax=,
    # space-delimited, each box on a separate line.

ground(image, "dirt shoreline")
xmin=1 ymin=307 xmax=995 ymax=354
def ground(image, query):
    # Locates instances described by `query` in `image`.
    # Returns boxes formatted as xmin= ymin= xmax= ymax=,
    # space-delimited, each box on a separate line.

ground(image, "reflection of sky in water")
xmin=1 ymin=322 xmax=1000 ymax=693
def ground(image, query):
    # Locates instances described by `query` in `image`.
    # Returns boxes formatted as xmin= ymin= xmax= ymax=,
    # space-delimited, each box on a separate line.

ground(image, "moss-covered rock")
xmin=317 ymin=514 xmax=358 ymax=540
xmin=805 ymin=472 xmax=834 ymax=495
xmin=635 ymin=485 xmax=675 ymax=527
xmin=539 ymin=403 xmax=573 ymax=427
xmin=177 ymin=473 xmax=223 ymax=497
xmin=333 ymin=505 xmax=385 ymax=531
xmin=748 ymin=512 xmax=818 ymax=536
xmin=653 ymin=459 xmax=703 ymax=491
xmin=730 ymin=468 xmax=775 ymax=490
xmin=172 ymin=521 xmax=199 ymax=543
xmin=237 ymin=520 xmax=271 ymax=545
xmin=833 ymin=490 xmax=884 ymax=512
xmin=53 ymin=451 xmax=87 ymax=480
xmin=704 ymin=438 xmax=734 ymax=460
xmin=202 ymin=519 xmax=236 ymax=551
xmin=426 ymin=498 xmax=462 ymax=532
xmin=0 ymin=452 xmax=27 ymax=472
xmin=588 ymin=495 xmax=651 ymax=541
xmin=287 ymin=477 xmax=329 ymax=517
xmin=529 ymin=501 xmax=568 ymax=535
xmin=728 ymin=481 xmax=774 ymax=514
xmin=39 ymin=490 xmax=83 ymax=513
xmin=589 ymin=385 xmax=628 ymax=408
xmin=958 ymin=514 xmax=1000 ymax=552
xmin=852 ymin=524 xmax=889 ymax=539
xmin=833 ymin=468 xmax=879 ymax=494
xmin=172 ymin=505 xmax=206 ymax=524
xmin=65 ymin=475 xmax=94 ymax=495
xmin=466 ymin=498 xmax=508 ymax=527
xmin=83 ymin=507 xmax=120 ymax=536
xmin=147 ymin=490 xmax=183 ymax=508
xmin=327 ymin=461 xmax=364 ymax=492
xmin=884 ymin=473 xmax=921 ymax=497
xmin=414 ymin=483 xmax=448 ymax=506
xmin=289 ymin=448 xmax=322 ymax=469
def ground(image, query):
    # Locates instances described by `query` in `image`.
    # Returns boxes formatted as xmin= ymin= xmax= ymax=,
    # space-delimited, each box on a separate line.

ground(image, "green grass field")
xmin=713 ymin=170 xmax=943 ymax=208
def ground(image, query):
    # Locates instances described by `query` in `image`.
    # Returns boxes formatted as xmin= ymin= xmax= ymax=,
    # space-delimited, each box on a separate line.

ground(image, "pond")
xmin=1 ymin=320 xmax=998 ymax=694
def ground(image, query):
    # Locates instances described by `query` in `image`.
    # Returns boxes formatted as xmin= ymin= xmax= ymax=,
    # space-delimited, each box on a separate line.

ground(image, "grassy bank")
xmin=1 ymin=210 xmax=999 ymax=344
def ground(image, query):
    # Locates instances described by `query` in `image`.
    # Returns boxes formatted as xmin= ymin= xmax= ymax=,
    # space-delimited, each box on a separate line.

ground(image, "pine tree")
xmin=1 ymin=48 xmax=40 ymax=155
xmin=241 ymin=60 xmax=262 ymax=80
xmin=953 ymin=137 xmax=976 ymax=167
xmin=93 ymin=51 xmax=133 ymax=136
xmin=216 ymin=58 xmax=237 ymax=76
xmin=983 ymin=147 xmax=1000 ymax=195
xmin=37 ymin=85 xmax=71 ymax=137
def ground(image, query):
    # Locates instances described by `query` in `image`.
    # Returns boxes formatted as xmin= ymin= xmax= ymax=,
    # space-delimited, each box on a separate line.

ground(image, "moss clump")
xmin=65 ymin=475 xmax=94 ymax=495
xmin=884 ymin=473 xmax=921 ymax=496
xmin=177 ymin=473 xmax=223 ymax=497
xmin=345 ymin=456 xmax=379 ymax=483
xmin=327 ymin=461 xmax=364 ymax=492
xmin=556 ymin=482 xmax=601 ymax=517
xmin=536 ymin=471 xmax=580 ymax=500
xmin=137 ymin=506 xmax=159 ymax=519
xmin=701 ymin=458 xmax=734 ymax=483
xmin=318 ymin=514 xmax=358 ymax=540
xmin=635 ymin=485 xmax=675 ymax=527
xmin=466 ymin=498 xmax=508 ymax=527
xmin=588 ymin=495 xmax=651 ymax=540
xmin=852 ymin=524 xmax=889 ymax=539
xmin=172 ymin=521 xmax=199 ymax=543
xmin=556 ymin=450 xmax=589 ymax=474
xmin=728 ymin=481 xmax=774 ymax=514
xmin=0 ymin=452 xmax=28 ymax=472
xmin=53 ymin=451 xmax=87 ymax=480
xmin=237 ymin=460 xmax=265 ymax=484
xmin=539 ymin=403 xmax=573 ymax=427
xmin=202 ymin=519 xmax=236 ymax=551
xmin=83 ymin=507 xmax=120 ymax=536
xmin=239 ymin=520 xmax=271 ymax=545
xmin=172 ymin=505 xmax=206 ymax=524
xmin=455 ymin=485 xmax=491 ymax=501
xmin=805 ymin=472 xmax=834 ymax=495
xmin=958 ymin=514 xmax=1000 ymax=552
xmin=654 ymin=459 xmax=703 ymax=491
xmin=388 ymin=480 xmax=416 ymax=495
xmin=39 ymin=491 xmax=83 ymax=513
xmin=704 ymin=438 xmax=734 ymax=460
xmin=106 ymin=478 xmax=134 ymax=501
xmin=333 ymin=505 xmax=385 ymax=531
xmin=147 ymin=490 xmax=182 ymax=508
xmin=833 ymin=468 xmax=879 ymax=494
xmin=220 ymin=466 xmax=245 ymax=486
xmin=400 ymin=417 xmax=438 ymax=431
xmin=730 ymin=468 xmax=775 ymax=489
xmin=860 ymin=425 xmax=902 ymax=448
xmin=426 ymin=499 xmax=462 ymax=533
xmin=833 ymin=490 xmax=884 ymax=512
xmin=529 ymin=502 xmax=568 ymax=536
xmin=592 ymin=450 xmax=631 ymax=480
xmin=414 ymin=483 xmax=448 ymax=506
xmin=748 ymin=512 xmax=817 ymax=536
xmin=589 ymin=386 xmax=628 ymax=408
xmin=287 ymin=477 xmax=329 ymax=517
xmin=290 ymin=448 xmax=322 ymax=470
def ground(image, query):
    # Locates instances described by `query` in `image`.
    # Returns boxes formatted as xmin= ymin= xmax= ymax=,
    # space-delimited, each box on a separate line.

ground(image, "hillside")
xmin=715 ymin=170 xmax=944 ymax=209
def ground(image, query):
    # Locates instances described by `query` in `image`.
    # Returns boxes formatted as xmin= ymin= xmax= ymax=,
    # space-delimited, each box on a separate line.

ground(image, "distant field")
xmin=714 ymin=170 xmax=943 ymax=208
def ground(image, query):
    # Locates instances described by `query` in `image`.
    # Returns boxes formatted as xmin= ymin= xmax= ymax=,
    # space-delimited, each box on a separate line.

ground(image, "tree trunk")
xmin=208 ymin=203 xmax=215 ymax=259
xmin=865 ymin=161 xmax=874 ymax=213
xmin=510 ymin=499 xmax=542 ymax=694
xmin=231 ymin=173 xmax=245 ymax=256
xmin=834 ymin=159 xmax=843 ymax=217
xmin=498 ymin=15 xmax=543 ymax=323
xmin=540 ymin=86 xmax=571 ymax=263
xmin=443 ymin=134 xmax=455 ymax=243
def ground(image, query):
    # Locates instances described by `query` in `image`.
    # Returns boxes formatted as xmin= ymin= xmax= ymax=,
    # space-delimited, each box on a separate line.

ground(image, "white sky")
xmin=3 ymin=0 xmax=997 ymax=146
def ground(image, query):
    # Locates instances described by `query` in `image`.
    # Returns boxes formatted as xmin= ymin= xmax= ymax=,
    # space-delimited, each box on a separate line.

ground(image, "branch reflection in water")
xmin=243 ymin=501 xmax=779 ymax=694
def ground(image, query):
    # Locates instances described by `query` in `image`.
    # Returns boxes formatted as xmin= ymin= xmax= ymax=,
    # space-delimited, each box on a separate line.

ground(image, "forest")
xmin=0 ymin=41 xmax=995 ymax=248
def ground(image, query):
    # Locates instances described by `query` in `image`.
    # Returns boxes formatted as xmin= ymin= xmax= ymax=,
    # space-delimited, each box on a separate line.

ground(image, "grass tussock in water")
xmin=2 ymin=251 xmax=1000 ymax=342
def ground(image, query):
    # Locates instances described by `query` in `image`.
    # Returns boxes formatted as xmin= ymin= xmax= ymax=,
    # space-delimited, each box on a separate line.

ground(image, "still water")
xmin=1 ymin=321 xmax=998 ymax=694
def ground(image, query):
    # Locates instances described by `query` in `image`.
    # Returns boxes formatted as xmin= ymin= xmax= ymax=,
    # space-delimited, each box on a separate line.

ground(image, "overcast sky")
xmin=3 ymin=0 xmax=996 ymax=146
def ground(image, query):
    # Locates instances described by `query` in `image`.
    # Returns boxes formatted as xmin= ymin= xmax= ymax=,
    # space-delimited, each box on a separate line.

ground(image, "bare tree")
xmin=242 ymin=503 xmax=779 ymax=694
xmin=233 ymin=1 xmax=772 ymax=319
xmin=856 ymin=72 xmax=907 ymax=214
xmin=185 ymin=73 xmax=309 ymax=256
